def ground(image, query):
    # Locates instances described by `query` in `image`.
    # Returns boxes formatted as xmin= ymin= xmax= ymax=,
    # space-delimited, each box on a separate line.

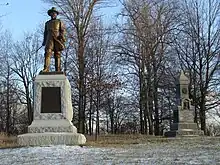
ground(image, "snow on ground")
xmin=0 ymin=138 xmax=220 ymax=165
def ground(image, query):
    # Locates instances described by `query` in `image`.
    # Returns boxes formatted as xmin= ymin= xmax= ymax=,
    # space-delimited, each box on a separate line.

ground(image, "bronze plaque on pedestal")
xmin=41 ymin=87 xmax=61 ymax=113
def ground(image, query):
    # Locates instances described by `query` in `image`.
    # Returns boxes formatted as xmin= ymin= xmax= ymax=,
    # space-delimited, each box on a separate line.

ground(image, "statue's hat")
xmin=48 ymin=7 xmax=59 ymax=16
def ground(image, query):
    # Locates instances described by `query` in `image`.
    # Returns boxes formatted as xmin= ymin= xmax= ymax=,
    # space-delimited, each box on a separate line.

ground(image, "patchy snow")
xmin=0 ymin=138 xmax=220 ymax=165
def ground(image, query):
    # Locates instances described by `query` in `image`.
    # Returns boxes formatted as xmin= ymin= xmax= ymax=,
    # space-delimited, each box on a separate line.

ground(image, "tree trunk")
xmin=153 ymin=78 xmax=160 ymax=136
xmin=110 ymin=111 xmax=114 ymax=134
xmin=6 ymin=65 xmax=10 ymax=135
xmin=26 ymin=88 xmax=33 ymax=125
xmin=143 ymin=106 xmax=148 ymax=134
xmin=199 ymin=98 xmax=207 ymax=135
xmin=108 ymin=97 xmax=114 ymax=134
xmin=139 ymin=73 xmax=145 ymax=134
xmin=139 ymin=52 xmax=148 ymax=134
xmin=106 ymin=113 xmax=109 ymax=133
xmin=95 ymin=90 xmax=100 ymax=140
xmin=148 ymin=86 xmax=154 ymax=135
xmin=95 ymin=109 xmax=99 ymax=140
xmin=78 ymin=39 xmax=86 ymax=134
xmin=89 ymin=90 xmax=93 ymax=135
xmin=143 ymin=81 xmax=148 ymax=134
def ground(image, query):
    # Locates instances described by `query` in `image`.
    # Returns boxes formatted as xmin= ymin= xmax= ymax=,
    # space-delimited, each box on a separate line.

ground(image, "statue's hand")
xmin=58 ymin=35 xmax=66 ymax=42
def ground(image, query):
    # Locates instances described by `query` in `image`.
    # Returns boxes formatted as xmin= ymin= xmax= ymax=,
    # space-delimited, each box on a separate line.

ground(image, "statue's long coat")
xmin=43 ymin=19 xmax=65 ymax=51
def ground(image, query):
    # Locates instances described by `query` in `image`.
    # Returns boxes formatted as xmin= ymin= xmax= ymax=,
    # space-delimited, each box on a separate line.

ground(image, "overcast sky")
xmin=0 ymin=0 xmax=121 ymax=41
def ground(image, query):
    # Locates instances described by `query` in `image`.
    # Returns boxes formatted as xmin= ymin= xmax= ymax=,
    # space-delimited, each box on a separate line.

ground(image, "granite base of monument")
xmin=18 ymin=74 xmax=86 ymax=146
xmin=164 ymin=107 xmax=204 ymax=137
xmin=164 ymin=123 xmax=204 ymax=137
xmin=18 ymin=133 xmax=86 ymax=146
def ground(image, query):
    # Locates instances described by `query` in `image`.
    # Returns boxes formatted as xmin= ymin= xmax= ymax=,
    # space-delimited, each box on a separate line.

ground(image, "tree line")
xmin=0 ymin=0 xmax=220 ymax=136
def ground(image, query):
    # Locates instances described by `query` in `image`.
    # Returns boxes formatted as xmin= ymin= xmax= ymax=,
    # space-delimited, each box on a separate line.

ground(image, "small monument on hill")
xmin=164 ymin=71 xmax=204 ymax=137
xmin=17 ymin=7 xmax=86 ymax=146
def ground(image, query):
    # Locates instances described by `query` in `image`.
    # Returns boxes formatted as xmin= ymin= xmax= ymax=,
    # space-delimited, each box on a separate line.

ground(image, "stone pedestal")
xmin=164 ymin=107 xmax=204 ymax=137
xmin=18 ymin=74 xmax=86 ymax=146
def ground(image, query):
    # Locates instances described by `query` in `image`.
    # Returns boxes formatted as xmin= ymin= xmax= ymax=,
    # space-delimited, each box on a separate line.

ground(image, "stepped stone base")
xmin=171 ymin=123 xmax=198 ymax=130
xmin=27 ymin=119 xmax=77 ymax=133
xmin=164 ymin=129 xmax=204 ymax=137
xmin=18 ymin=119 xmax=85 ymax=146
xmin=18 ymin=132 xmax=86 ymax=146
xmin=164 ymin=122 xmax=204 ymax=137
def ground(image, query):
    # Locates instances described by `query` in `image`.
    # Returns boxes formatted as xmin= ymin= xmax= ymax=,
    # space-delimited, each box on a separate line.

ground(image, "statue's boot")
xmin=42 ymin=53 xmax=51 ymax=72
xmin=55 ymin=52 xmax=61 ymax=72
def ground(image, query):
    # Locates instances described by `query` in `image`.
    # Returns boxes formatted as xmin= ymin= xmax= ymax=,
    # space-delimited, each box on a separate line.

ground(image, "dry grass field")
xmin=0 ymin=132 xmax=219 ymax=148
xmin=0 ymin=133 xmax=165 ymax=148
xmin=0 ymin=133 xmax=155 ymax=148
xmin=85 ymin=134 xmax=165 ymax=147
xmin=0 ymin=133 xmax=19 ymax=149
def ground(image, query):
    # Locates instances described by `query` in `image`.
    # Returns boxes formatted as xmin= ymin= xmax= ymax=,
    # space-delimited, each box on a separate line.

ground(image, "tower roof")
xmin=179 ymin=71 xmax=189 ymax=84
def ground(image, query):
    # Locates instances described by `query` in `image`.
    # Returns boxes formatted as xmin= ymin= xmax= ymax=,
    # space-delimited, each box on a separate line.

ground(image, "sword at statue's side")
xmin=35 ymin=45 xmax=43 ymax=52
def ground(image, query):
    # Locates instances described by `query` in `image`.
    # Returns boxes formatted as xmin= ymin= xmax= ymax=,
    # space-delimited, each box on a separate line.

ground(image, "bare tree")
xmin=116 ymin=0 xmax=178 ymax=135
xmin=82 ymin=18 xmax=120 ymax=138
xmin=11 ymin=32 xmax=43 ymax=125
xmin=0 ymin=31 xmax=20 ymax=135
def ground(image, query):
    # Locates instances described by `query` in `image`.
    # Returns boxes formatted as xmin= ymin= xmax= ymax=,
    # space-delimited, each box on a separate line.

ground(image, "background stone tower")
xmin=164 ymin=71 xmax=204 ymax=137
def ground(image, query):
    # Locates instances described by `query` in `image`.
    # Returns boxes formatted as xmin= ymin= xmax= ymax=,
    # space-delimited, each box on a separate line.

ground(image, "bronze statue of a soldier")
xmin=42 ymin=7 xmax=66 ymax=72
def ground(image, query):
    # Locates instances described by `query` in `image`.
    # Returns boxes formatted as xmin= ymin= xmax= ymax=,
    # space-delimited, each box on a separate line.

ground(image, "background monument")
xmin=164 ymin=71 xmax=204 ymax=137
